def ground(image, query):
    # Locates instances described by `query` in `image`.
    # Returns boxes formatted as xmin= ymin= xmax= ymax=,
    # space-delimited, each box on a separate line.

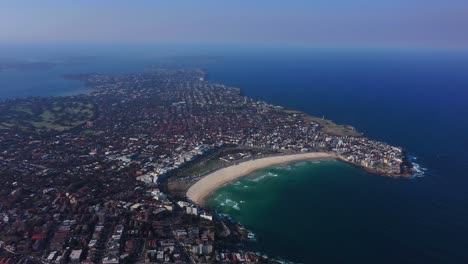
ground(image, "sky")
xmin=1 ymin=0 xmax=468 ymax=49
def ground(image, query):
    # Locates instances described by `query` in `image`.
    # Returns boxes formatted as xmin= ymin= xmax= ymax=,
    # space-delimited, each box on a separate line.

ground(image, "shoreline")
xmin=186 ymin=152 xmax=336 ymax=206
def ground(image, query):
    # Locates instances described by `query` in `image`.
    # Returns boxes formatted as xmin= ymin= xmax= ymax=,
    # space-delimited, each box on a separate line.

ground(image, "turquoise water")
xmin=206 ymin=160 xmax=462 ymax=263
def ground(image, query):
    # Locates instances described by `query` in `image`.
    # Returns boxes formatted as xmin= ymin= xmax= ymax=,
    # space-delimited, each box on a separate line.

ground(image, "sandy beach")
xmin=186 ymin=152 xmax=336 ymax=205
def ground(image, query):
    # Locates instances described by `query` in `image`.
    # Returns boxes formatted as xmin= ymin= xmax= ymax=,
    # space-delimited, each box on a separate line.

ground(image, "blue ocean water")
xmin=203 ymin=49 xmax=468 ymax=263
xmin=1 ymin=45 xmax=468 ymax=263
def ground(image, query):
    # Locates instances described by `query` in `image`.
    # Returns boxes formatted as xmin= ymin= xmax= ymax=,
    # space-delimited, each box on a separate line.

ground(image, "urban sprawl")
xmin=0 ymin=69 xmax=413 ymax=263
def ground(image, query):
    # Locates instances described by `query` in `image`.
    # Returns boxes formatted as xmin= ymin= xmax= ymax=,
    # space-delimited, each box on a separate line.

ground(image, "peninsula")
xmin=0 ymin=69 xmax=413 ymax=263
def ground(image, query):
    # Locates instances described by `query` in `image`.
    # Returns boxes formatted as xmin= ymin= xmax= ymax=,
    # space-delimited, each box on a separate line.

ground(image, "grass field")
xmin=0 ymin=100 xmax=94 ymax=132
xmin=179 ymin=157 xmax=228 ymax=178
xmin=284 ymin=109 xmax=362 ymax=137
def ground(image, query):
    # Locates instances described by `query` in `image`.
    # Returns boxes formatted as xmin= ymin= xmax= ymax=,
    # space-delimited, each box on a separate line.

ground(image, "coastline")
xmin=186 ymin=152 xmax=336 ymax=205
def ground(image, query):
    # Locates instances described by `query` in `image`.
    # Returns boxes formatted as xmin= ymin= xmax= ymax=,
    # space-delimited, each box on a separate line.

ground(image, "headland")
xmin=0 ymin=68 xmax=414 ymax=263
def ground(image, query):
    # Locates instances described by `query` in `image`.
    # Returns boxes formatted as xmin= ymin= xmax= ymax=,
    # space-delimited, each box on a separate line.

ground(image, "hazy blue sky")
xmin=1 ymin=0 xmax=467 ymax=49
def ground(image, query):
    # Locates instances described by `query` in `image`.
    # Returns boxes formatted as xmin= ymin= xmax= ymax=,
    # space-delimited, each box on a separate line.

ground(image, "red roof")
xmin=32 ymin=234 xmax=46 ymax=240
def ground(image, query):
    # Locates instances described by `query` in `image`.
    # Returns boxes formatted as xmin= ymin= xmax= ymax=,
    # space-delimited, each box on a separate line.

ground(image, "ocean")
xmin=1 ymin=44 xmax=468 ymax=263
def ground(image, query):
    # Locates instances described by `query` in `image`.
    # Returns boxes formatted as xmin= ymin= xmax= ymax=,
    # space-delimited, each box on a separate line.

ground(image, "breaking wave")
xmin=274 ymin=165 xmax=293 ymax=171
xmin=250 ymin=172 xmax=279 ymax=182
xmin=213 ymin=194 xmax=224 ymax=202
xmin=408 ymin=155 xmax=427 ymax=178
xmin=293 ymin=161 xmax=308 ymax=167
xmin=221 ymin=198 xmax=241 ymax=211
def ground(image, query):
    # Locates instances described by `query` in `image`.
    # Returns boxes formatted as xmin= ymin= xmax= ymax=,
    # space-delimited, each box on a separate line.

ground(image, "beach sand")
xmin=186 ymin=152 xmax=336 ymax=205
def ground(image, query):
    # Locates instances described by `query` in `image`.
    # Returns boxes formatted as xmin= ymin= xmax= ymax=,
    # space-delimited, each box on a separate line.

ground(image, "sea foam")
xmin=250 ymin=172 xmax=279 ymax=182
xmin=409 ymin=155 xmax=427 ymax=178
xmin=223 ymin=198 xmax=241 ymax=211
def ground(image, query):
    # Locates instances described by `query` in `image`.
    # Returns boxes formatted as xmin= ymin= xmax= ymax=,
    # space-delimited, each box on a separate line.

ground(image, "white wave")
xmin=225 ymin=199 xmax=237 ymax=207
xmin=214 ymin=194 xmax=224 ymax=202
xmin=408 ymin=155 xmax=427 ymax=178
xmin=293 ymin=161 xmax=308 ymax=166
xmin=224 ymin=198 xmax=236 ymax=206
xmin=250 ymin=172 xmax=279 ymax=182
xmin=273 ymin=165 xmax=292 ymax=170
xmin=222 ymin=198 xmax=240 ymax=210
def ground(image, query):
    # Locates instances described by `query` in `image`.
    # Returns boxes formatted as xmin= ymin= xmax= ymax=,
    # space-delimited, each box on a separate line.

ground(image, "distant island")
xmin=0 ymin=69 xmax=413 ymax=263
